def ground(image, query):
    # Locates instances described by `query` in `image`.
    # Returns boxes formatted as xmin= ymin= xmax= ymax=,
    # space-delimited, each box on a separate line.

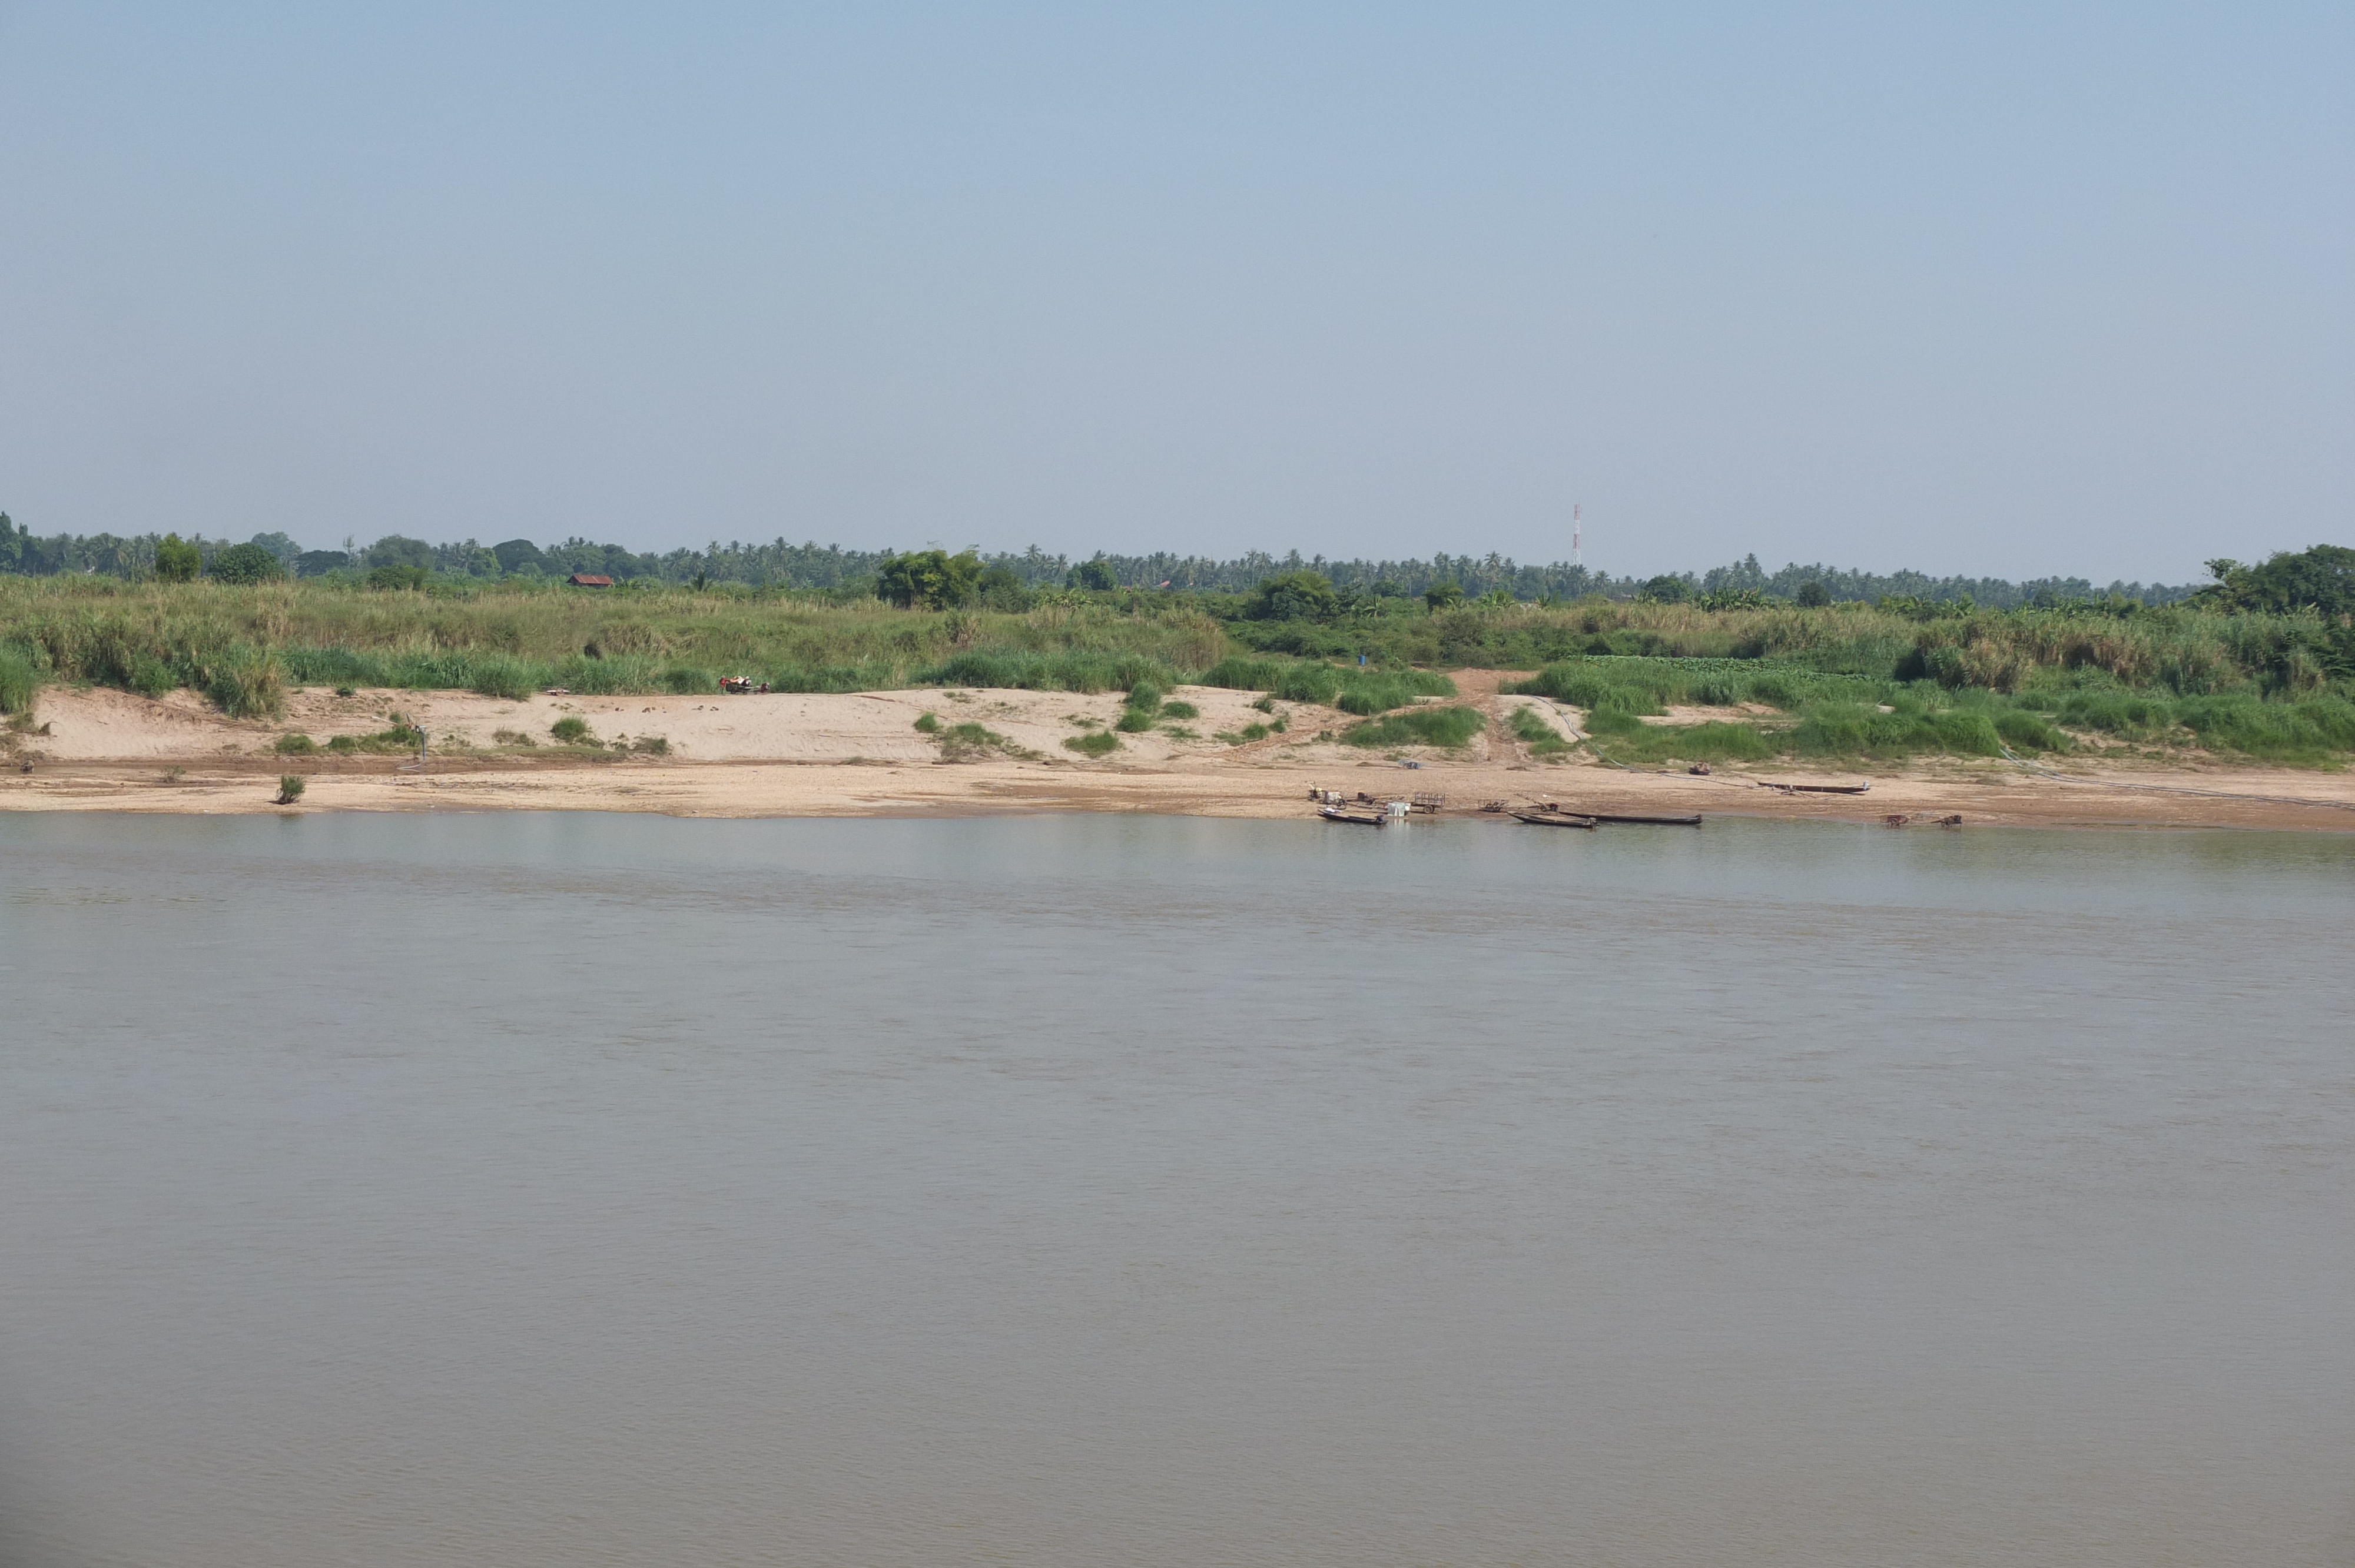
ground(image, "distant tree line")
xmin=0 ymin=510 xmax=2228 ymax=608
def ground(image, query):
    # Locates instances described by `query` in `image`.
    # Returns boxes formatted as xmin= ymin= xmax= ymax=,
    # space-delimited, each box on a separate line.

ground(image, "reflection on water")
xmin=4 ymin=812 xmax=2353 ymax=1567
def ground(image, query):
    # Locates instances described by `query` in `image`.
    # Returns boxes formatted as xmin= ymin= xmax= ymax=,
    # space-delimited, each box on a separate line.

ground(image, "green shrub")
xmin=0 ymin=645 xmax=38 ymax=714
xmin=1124 ymin=682 xmax=1166 ymax=712
xmin=1332 ymin=670 xmax=1456 ymax=715
xmin=1198 ymin=656 xmax=1454 ymax=714
xmin=935 ymin=720 xmax=1013 ymax=760
xmin=1115 ymin=709 xmax=1156 ymax=732
xmin=761 ymin=661 xmax=900 ymax=694
xmin=274 ymin=774 xmax=306 ymax=803
xmin=334 ymin=685 xmax=357 ymax=697
xmin=208 ymin=543 xmax=287 ymax=584
xmin=129 ymin=656 xmax=177 ymax=698
xmin=1508 ymin=705 xmax=1573 ymax=756
xmin=367 ymin=563 xmax=428 ymax=592
xmin=273 ymin=733 xmax=318 ymax=755
xmin=550 ymin=716 xmax=593 ymax=745
xmin=1993 ymin=709 xmax=2067 ymax=751
xmin=920 ymin=648 xmax=1176 ymax=694
xmin=464 ymin=655 xmax=539 ymax=701
xmin=152 ymin=534 xmax=201 ymax=582
xmin=205 ymin=649 xmax=285 ymax=719
xmin=913 ymin=712 xmax=940 ymax=733
xmin=1160 ymin=700 xmax=1198 ymax=719
xmin=1063 ymin=729 xmax=1120 ymax=756
xmin=1341 ymin=705 xmax=1484 ymax=748
xmin=327 ymin=735 xmax=359 ymax=753
xmin=661 ymin=665 xmax=714 ymax=695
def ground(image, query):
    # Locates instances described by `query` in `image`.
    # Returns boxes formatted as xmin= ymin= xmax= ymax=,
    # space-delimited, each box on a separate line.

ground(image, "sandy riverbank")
xmin=6 ymin=672 xmax=2353 ymax=831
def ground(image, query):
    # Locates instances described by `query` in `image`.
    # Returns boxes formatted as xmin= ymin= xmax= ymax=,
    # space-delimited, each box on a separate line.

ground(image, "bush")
xmin=152 ymin=534 xmax=200 ymax=583
xmin=661 ymin=665 xmax=715 ymax=694
xmin=1602 ymin=720 xmax=1776 ymax=764
xmin=1508 ymin=705 xmax=1573 ymax=756
xmin=367 ymin=563 xmax=428 ymax=592
xmin=877 ymin=548 xmax=983 ymax=609
xmin=550 ymin=716 xmax=593 ymax=744
xmin=913 ymin=712 xmax=940 ymax=733
xmin=274 ymin=774 xmax=306 ymax=803
xmin=208 ymin=543 xmax=287 ymax=584
xmin=1332 ymin=670 xmax=1455 ymax=715
xmin=1161 ymin=700 xmax=1198 ymax=719
xmin=1063 ymin=729 xmax=1120 ymax=756
xmin=273 ymin=733 xmax=318 ymax=755
xmin=1993 ymin=709 xmax=2067 ymax=751
xmin=1200 ymin=656 xmax=1455 ymax=715
xmin=1340 ymin=705 xmax=1485 ymax=749
xmin=129 ymin=656 xmax=177 ymax=697
xmin=919 ymin=648 xmax=1176 ymax=694
xmin=934 ymin=720 xmax=1013 ymax=760
xmin=205 ymin=649 xmax=285 ymax=719
xmin=0 ymin=645 xmax=38 ymax=714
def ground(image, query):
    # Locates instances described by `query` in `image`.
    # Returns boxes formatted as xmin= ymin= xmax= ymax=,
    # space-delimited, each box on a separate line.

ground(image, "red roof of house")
xmin=567 ymin=573 xmax=614 ymax=586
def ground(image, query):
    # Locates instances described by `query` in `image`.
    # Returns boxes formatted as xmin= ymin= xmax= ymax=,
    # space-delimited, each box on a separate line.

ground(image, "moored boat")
xmin=1510 ymin=809 xmax=1598 ymax=829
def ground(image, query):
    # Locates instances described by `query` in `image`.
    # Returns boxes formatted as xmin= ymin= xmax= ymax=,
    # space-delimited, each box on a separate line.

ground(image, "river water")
xmin=2 ymin=811 xmax=2351 ymax=1566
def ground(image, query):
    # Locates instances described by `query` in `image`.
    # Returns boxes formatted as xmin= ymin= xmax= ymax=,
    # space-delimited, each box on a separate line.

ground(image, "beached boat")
xmin=1757 ymin=780 xmax=1870 ymax=795
xmin=1318 ymin=805 xmax=1388 ymax=827
xmin=1587 ymin=812 xmax=1703 ymax=826
xmin=1510 ymin=809 xmax=1598 ymax=829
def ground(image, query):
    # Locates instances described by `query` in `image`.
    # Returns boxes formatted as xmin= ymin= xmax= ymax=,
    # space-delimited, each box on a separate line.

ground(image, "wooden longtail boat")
xmin=1318 ymin=805 xmax=1388 ymax=826
xmin=1586 ymin=812 xmax=1703 ymax=826
xmin=1510 ymin=809 xmax=1598 ymax=829
xmin=1757 ymin=780 xmax=1871 ymax=795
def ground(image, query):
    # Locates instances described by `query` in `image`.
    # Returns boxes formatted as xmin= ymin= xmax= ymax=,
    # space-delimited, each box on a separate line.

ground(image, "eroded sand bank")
xmin=7 ymin=673 xmax=2354 ymax=831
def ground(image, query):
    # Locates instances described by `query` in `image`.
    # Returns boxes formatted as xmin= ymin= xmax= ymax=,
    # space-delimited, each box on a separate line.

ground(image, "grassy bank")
xmin=1513 ymin=656 xmax=2355 ymax=766
xmin=0 ymin=576 xmax=1232 ymax=718
xmin=5 ymin=573 xmax=2351 ymax=763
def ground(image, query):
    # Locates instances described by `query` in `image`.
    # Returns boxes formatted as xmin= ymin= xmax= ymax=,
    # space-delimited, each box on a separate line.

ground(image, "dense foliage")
xmin=0 ymin=511 xmax=2198 ymax=607
xmin=3 ymin=541 xmax=2350 ymax=763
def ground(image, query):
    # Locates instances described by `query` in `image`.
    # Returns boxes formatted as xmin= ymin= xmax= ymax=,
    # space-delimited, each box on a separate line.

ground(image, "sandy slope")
xmin=6 ymin=675 xmax=2354 ymax=831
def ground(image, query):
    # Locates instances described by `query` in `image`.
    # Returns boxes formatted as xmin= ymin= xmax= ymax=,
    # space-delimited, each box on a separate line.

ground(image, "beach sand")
xmin=6 ymin=672 xmax=2353 ymax=831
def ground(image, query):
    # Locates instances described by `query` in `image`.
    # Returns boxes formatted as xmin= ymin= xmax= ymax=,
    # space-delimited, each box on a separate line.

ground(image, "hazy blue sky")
xmin=2 ymin=3 xmax=2347 ymax=579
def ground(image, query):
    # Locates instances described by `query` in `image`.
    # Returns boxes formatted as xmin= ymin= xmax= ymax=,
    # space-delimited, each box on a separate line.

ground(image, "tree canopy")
xmin=877 ymin=548 xmax=983 ymax=609
xmin=154 ymin=533 xmax=201 ymax=583
xmin=2202 ymin=546 xmax=2355 ymax=617
xmin=208 ymin=542 xmax=287 ymax=584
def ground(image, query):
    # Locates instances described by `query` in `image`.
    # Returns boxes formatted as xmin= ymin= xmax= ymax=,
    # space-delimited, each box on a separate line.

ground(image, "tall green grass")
xmin=1199 ymin=656 xmax=1455 ymax=713
xmin=0 ymin=643 xmax=35 ymax=714
xmin=1508 ymin=656 xmax=1886 ymax=712
xmin=919 ymin=647 xmax=1179 ymax=693
xmin=1340 ymin=705 xmax=1485 ymax=749
xmin=0 ymin=576 xmax=1230 ymax=711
